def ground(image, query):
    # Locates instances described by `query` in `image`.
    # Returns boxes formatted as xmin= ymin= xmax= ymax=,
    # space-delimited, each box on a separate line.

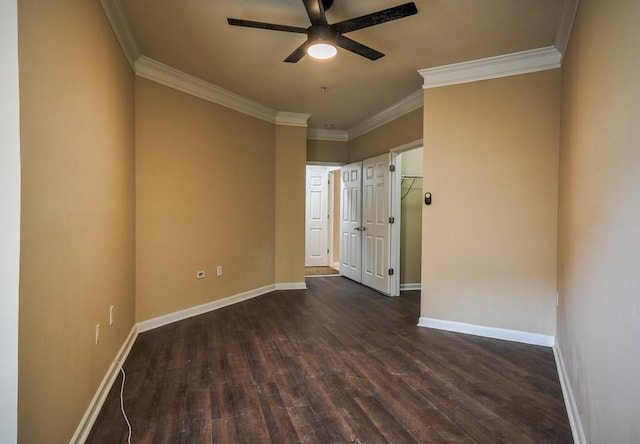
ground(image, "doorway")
xmin=305 ymin=166 xmax=329 ymax=267
xmin=305 ymin=165 xmax=341 ymax=273
xmin=396 ymin=146 xmax=423 ymax=290
xmin=305 ymin=142 xmax=422 ymax=293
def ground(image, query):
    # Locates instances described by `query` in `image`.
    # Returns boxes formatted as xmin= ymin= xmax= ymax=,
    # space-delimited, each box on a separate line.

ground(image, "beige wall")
xmin=557 ymin=0 xmax=640 ymax=441
xmin=307 ymin=139 xmax=348 ymax=163
xmin=400 ymin=148 xmax=423 ymax=285
xmin=348 ymin=108 xmax=423 ymax=162
xmin=18 ymin=0 xmax=136 ymax=442
xmin=275 ymin=126 xmax=307 ymax=284
xmin=135 ymin=78 xmax=277 ymax=321
xmin=422 ymin=70 xmax=560 ymax=335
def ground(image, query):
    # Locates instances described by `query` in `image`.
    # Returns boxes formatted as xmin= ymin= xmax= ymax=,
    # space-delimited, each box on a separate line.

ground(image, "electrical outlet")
xmin=196 ymin=270 xmax=206 ymax=279
xmin=109 ymin=305 xmax=114 ymax=325
xmin=95 ymin=324 xmax=100 ymax=346
xmin=217 ymin=265 xmax=223 ymax=276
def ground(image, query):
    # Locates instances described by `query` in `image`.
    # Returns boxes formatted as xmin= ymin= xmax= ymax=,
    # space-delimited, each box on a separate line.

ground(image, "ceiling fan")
xmin=227 ymin=0 xmax=418 ymax=62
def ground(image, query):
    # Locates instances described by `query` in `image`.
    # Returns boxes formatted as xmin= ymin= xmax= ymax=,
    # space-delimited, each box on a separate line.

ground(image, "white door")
xmin=362 ymin=154 xmax=391 ymax=294
xmin=340 ymin=162 xmax=362 ymax=281
xmin=305 ymin=167 xmax=329 ymax=267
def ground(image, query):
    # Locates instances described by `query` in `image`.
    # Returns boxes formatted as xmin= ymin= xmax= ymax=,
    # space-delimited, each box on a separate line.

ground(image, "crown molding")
xmin=99 ymin=0 xmax=140 ymax=69
xmin=555 ymin=0 xmax=580 ymax=59
xmin=275 ymin=112 xmax=311 ymax=127
xmin=348 ymin=89 xmax=423 ymax=140
xmin=135 ymin=56 xmax=278 ymax=124
xmin=307 ymin=128 xmax=349 ymax=142
xmin=419 ymin=46 xmax=562 ymax=89
xmin=101 ymin=0 xmax=570 ymax=134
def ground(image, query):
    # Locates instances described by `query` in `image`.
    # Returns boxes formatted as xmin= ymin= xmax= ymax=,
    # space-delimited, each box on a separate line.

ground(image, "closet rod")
xmin=401 ymin=175 xmax=423 ymax=179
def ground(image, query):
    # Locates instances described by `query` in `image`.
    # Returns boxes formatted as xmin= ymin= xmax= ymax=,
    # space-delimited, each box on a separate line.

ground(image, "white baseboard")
xmin=553 ymin=343 xmax=587 ymax=444
xmin=400 ymin=283 xmax=421 ymax=291
xmin=417 ymin=317 xmax=555 ymax=347
xmin=71 ymin=325 xmax=138 ymax=443
xmin=138 ymin=284 xmax=276 ymax=332
xmin=275 ymin=282 xmax=307 ymax=290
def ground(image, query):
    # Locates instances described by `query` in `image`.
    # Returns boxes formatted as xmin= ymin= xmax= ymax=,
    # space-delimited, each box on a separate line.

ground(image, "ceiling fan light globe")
xmin=307 ymin=43 xmax=337 ymax=60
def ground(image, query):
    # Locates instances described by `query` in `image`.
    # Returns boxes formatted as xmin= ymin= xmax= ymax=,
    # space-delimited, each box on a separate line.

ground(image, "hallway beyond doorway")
xmin=305 ymin=266 xmax=340 ymax=277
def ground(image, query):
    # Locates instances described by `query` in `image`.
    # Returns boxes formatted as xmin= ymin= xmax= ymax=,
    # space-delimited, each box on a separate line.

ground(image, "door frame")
xmin=390 ymin=152 xmax=402 ymax=296
xmin=306 ymin=163 xmax=343 ymax=269
xmin=390 ymin=139 xmax=424 ymax=296
xmin=305 ymin=166 xmax=330 ymax=267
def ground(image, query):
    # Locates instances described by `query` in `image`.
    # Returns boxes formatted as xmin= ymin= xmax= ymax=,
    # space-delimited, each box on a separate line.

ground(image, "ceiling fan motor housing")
xmin=308 ymin=24 xmax=338 ymax=46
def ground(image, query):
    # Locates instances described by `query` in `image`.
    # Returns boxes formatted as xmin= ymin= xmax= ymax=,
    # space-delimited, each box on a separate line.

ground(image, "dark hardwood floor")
xmin=87 ymin=277 xmax=572 ymax=443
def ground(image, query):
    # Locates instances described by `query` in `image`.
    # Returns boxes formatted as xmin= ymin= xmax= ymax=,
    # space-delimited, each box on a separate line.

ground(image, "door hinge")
xmin=327 ymin=249 xmax=330 ymax=254
xmin=389 ymin=216 xmax=395 ymax=224
xmin=388 ymin=268 xmax=395 ymax=276
xmin=389 ymin=164 xmax=396 ymax=172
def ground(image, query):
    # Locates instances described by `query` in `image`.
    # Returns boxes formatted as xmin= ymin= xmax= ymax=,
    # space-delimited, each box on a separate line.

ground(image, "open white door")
xmin=340 ymin=162 xmax=362 ymax=281
xmin=339 ymin=155 xmax=397 ymax=296
xmin=362 ymin=154 xmax=392 ymax=295
xmin=305 ymin=167 xmax=329 ymax=266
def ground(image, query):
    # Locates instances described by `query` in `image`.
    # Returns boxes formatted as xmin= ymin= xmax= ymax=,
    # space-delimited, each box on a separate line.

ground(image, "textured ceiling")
xmin=120 ymin=0 xmax=563 ymax=129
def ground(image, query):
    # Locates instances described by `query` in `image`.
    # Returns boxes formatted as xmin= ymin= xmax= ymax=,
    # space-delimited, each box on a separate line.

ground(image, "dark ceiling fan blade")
xmin=284 ymin=42 xmax=309 ymax=63
xmin=336 ymin=34 xmax=384 ymax=60
xmin=302 ymin=0 xmax=327 ymax=26
xmin=332 ymin=2 xmax=418 ymax=34
xmin=227 ymin=18 xmax=307 ymax=34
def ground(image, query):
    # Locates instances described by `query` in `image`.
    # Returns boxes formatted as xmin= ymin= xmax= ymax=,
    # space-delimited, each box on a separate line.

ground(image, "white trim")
xmin=135 ymin=56 xmax=278 ymax=124
xmin=98 ymin=0 xmax=140 ymax=70
xmin=553 ymin=344 xmax=587 ymax=444
xmin=306 ymin=161 xmax=345 ymax=167
xmin=332 ymin=262 xmax=341 ymax=269
xmin=419 ymin=46 xmax=562 ymax=89
xmin=137 ymin=284 xmax=276 ymax=332
xmin=400 ymin=283 xmax=421 ymax=291
xmin=389 ymin=152 xmax=401 ymax=297
xmin=71 ymin=325 xmax=138 ymax=444
xmin=307 ymin=128 xmax=349 ymax=142
xmin=348 ymin=90 xmax=423 ymax=140
xmin=0 ymin=3 xmax=21 ymax=441
xmin=276 ymin=111 xmax=311 ymax=127
xmin=275 ymin=282 xmax=307 ymax=290
xmin=555 ymin=0 xmax=580 ymax=59
xmin=390 ymin=138 xmax=424 ymax=154
xmin=417 ymin=317 xmax=555 ymax=347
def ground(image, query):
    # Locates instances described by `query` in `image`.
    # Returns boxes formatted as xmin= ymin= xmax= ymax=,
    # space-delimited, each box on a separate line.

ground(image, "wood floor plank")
xmin=354 ymin=396 xmax=418 ymax=443
xmin=87 ymin=277 xmax=572 ymax=443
